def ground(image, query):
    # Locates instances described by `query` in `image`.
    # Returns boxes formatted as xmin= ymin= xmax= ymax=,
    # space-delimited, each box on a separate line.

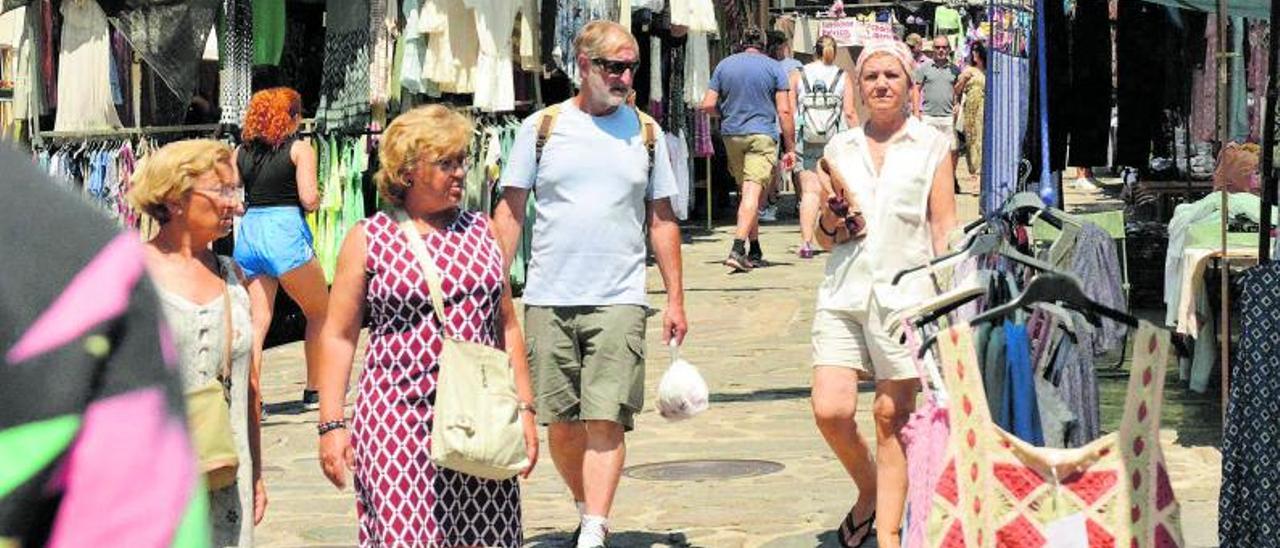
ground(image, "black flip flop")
xmin=837 ymin=509 xmax=875 ymax=548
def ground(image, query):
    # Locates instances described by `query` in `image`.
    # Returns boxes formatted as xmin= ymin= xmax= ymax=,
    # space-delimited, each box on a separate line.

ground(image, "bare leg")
xmin=735 ymin=181 xmax=764 ymax=241
xmin=872 ymin=379 xmax=919 ymax=548
xmin=549 ymin=422 xmax=587 ymax=503
xmin=798 ymin=171 xmax=822 ymax=248
xmin=245 ymin=275 xmax=279 ymax=407
xmin=581 ymin=420 xmax=626 ymax=517
xmin=811 ymin=367 xmax=877 ymax=516
xmin=278 ymin=260 xmax=330 ymax=392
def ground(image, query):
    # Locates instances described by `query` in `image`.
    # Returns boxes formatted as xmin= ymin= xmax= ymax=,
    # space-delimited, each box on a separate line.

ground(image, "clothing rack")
xmin=35 ymin=123 xmax=223 ymax=141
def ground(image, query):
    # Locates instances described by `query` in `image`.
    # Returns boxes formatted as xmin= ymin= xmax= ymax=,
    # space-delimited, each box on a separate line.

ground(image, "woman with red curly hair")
xmin=232 ymin=87 xmax=328 ymax=411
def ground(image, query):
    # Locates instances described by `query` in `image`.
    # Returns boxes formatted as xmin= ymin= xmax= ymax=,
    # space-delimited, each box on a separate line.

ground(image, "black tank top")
xmin=239 ymin=138 xmax=301 ymax=207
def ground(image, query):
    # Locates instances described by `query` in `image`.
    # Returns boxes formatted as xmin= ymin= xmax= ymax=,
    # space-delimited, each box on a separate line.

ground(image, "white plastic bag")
xmin=656 ymin=341 xmax=709 ymax=421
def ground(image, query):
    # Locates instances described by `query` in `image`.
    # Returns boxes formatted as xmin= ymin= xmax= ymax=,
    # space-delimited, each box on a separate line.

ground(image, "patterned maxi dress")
xmin=961 ymin=65 xmax=986 ymax=177
xmin=352 ymin=210 xmax=522 ymax=547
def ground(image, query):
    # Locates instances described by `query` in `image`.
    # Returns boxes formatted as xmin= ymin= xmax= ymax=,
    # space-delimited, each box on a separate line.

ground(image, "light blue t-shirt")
xmin=501 ymin=100 xmax=680 ymax=307
xmin=709 ymin=51 xmax=790 ymax=138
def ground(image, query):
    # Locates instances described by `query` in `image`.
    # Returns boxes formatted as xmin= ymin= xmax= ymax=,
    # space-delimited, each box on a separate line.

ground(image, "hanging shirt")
xmin=465 ymin=0 xmax=519 ymax=112
xmin=252 ymin=0 xmax=285 ymax=65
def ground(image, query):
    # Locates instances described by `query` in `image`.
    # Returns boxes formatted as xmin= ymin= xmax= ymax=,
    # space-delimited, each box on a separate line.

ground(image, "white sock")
xmin=576 ymin=514 xmax=608 ymax=548
xmin=575 ymin=500 xmax=586 ymax=517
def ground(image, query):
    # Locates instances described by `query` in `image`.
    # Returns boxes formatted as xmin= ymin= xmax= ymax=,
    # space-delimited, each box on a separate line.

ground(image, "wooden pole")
xmin=1216 ymin=1 xmax=1231 ymax=421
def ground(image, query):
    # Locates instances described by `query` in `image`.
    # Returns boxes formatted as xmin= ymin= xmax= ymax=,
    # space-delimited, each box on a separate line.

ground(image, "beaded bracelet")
xmin=317 ymin=420 xmax=347 ymax=436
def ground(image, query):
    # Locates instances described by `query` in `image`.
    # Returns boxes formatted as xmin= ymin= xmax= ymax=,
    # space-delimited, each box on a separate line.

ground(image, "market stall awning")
xmin=1141 ymin=0 xmax=1270 ymax=19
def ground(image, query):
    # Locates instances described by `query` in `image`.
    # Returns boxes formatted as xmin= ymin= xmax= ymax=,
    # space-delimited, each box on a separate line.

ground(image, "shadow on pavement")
xmin=526 ymin=530 xmax=694 ymax=547
xmin=709 ymin=384 xmax=874 ymax=404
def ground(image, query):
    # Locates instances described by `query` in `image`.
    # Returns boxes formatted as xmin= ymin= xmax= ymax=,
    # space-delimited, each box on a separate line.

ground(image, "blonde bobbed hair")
xmin=375 ymin=105 xmax=473 ymax=206
xmin=126 ymin=139 xmax=233 ymax=224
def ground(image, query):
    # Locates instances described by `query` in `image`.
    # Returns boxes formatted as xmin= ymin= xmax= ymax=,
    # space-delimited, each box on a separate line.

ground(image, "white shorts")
xmin=811 ymin=307 xmax=918 ymax=381
xmin=922 ymin=115 xmax=959 ymax=151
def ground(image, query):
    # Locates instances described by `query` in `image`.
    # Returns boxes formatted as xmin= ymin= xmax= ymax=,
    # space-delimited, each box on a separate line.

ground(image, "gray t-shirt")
xmin=914 ymin=62 xmax=960 ymax=117
xmin=501 ymin=100 xmax=680 ymax=307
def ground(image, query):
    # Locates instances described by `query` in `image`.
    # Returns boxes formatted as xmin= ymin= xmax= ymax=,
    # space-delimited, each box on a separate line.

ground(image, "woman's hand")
xmin=253 ymin=476 xmax=268 ymax=525
xmin=519 ymin=410 xmax=539 ymax=479
xmin=319 ymin=428 xmax=355 ymax=490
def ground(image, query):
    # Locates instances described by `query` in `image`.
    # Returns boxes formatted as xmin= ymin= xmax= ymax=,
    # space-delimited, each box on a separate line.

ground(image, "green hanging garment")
xmin=252 ymin=0 xmax=285 ymax=66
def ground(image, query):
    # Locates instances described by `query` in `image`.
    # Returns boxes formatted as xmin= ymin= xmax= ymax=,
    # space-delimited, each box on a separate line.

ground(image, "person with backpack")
xmin=492 ymin=20 xmax=687 ymax=548
xmin=791 ymin=34 xmax=858 ymax=259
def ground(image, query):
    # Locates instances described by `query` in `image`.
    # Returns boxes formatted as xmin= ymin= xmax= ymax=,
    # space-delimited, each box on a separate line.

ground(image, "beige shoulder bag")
xmin=395 ymin=211 xmax=529 ymax=481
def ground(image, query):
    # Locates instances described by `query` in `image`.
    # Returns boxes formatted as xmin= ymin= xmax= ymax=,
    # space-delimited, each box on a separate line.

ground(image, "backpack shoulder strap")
xmin=634 ymin=108 xmax=659 ymax=176
xmin=534 ymin=103 xmax=563 ymax=166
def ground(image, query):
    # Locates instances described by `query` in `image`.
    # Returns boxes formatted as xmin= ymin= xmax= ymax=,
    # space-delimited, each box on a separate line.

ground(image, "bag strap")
xmin=537 ymin=103 xmax=658 ymax=179
xmin=635 ymin=107 xmax=658 ymax=176
xmin=394 ymin=210 xmax=454 ymax=339
xmin=534 ymin=103 xmax=563 ymax=166
xmin=218 ymin=257 xmax=233 ymax=387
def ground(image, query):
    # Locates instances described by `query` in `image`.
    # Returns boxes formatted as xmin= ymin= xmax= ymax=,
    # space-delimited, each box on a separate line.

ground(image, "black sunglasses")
xmin=591 ymin=58 xmax=640 ymax=75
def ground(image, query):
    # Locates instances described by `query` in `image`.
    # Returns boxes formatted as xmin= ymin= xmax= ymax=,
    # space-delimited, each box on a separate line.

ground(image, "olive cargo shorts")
xmin=525 ymin=305 xmax=647 ymax=431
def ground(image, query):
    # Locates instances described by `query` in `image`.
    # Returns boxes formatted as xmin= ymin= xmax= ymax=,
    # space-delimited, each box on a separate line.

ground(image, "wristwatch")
xmin=517 ymin=401 xmax=536 ymax=414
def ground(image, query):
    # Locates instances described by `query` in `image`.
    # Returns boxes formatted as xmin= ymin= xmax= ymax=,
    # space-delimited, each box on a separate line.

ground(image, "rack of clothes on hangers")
xmin=30 ymin=124 xmax=227 ymax=237
xmin=889 ymin=192 xmax=1128 ymax=449
xmin=886 ymin=192 xmax=1183 ymax=545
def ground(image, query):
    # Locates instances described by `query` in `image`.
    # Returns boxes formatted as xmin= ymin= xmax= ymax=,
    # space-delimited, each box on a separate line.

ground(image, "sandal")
xmin=837 ymin=508 xmax=875 ymax=548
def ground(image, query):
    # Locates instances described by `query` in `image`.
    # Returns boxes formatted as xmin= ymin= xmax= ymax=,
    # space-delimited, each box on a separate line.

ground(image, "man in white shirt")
xmin=493 ymin=20 xmax=687 ymax=548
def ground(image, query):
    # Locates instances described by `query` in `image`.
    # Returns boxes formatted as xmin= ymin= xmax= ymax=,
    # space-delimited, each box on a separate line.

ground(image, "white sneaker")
xmin=759 ymin=204 xmax=778 ymax=222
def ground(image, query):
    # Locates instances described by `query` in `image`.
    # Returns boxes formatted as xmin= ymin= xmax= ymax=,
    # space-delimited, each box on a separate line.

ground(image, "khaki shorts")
xmin=922 ymin=115 xmax=959 ymax=151
xmin=811 ymin=307 xmax=918 ymax=381
xmin=724 ymin=134 xmax=778 ymax=186
xmin=525 ymin=305 xmax=647 ymax=431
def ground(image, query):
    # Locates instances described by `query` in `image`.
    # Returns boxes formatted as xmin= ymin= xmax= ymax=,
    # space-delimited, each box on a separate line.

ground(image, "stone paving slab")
xmin=253 ymin=182 xmax=1222 ymax=547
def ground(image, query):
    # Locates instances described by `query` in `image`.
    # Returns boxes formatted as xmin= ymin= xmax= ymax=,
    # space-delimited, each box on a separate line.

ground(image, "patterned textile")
xmin=0 ymin=147 xmax=208 ymax=547
xmin=901 ymin=322 xmax=951 ymax=548
xmin=352 ymin=211 xmax=521 ymax=547
xmin=927 ymin=321 xmax=1183 ymax=547
xmin=1219 ymin=261 xmax=1280 ymax=546
xmin=368 ymin=0 xmax=395 ymax=110
xmin=103 ymin=0 xmax=221 ymax=114
xmin=218 ymin=0 xmax=252 ymax=126
xmin=316 ymin=0 xmax=370 ymax=131
xmin=552 ymin=0 xmax=616 ymax=84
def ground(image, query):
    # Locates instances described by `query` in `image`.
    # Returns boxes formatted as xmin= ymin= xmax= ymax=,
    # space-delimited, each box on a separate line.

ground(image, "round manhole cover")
xmin=623 ymin=459 xmax=784 ymax=481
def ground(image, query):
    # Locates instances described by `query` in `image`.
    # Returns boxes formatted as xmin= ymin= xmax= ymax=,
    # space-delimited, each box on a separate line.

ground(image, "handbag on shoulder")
xmin=184 ymin=258 xmax=239 ymax=491
xmin=396 ymin=211 xmax=529 ymax=481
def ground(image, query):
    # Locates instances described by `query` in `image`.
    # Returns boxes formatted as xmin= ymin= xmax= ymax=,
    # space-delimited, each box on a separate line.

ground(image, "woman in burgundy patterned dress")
xmin=313 ymin=105 xmax=539 ymax=547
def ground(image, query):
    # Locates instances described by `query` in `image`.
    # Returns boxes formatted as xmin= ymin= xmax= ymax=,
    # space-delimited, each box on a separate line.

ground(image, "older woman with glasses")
xmin=127 ymin=139 xmax=266 ymax=546
xmin=314 ymin=105 xmax=537 ymax=547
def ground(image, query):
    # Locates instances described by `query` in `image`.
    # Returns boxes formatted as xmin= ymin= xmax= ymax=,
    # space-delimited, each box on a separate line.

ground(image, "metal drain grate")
xmin=623 ymin=459 xmax=784 ymax=481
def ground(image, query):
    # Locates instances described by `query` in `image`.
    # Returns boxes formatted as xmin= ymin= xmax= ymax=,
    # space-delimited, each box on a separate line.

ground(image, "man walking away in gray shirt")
xmin=914 ymin=35 xmax=961 ymax=187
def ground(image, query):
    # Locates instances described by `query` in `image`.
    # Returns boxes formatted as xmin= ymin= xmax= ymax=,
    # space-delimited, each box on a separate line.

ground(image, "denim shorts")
xmin=233 ymin=206 xmax=314 ymax=279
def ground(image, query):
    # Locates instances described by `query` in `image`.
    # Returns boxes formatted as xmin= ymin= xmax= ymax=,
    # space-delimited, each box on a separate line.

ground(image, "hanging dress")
xmin=53 ymin=0 xmax=121 ymax=131
xmin=926 ymin=321 xmax=1183 ymax=547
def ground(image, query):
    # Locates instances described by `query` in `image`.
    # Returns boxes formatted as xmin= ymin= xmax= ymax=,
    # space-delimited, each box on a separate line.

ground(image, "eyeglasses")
xmin=433 ymin=156 xmax=473 ymax=173
xmin=192 ymin=185 xmax=245 ymax=203
xmin=591 ymin=58 xmax=640 ymax=76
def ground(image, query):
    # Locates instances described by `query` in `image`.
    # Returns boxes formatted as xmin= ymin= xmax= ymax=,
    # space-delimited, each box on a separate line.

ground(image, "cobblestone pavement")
xmin=253 ymin=179 xmax=1222 ymax=547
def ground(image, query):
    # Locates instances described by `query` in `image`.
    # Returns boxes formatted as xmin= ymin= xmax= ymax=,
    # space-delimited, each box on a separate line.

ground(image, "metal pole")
xmin=1216 ymin=1 xmax=1231 ymax=421
xmin=1261 ymin=0 xmax=1280 ymax=262
xmin=706 ymin=157 xmax=713 ymax=231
